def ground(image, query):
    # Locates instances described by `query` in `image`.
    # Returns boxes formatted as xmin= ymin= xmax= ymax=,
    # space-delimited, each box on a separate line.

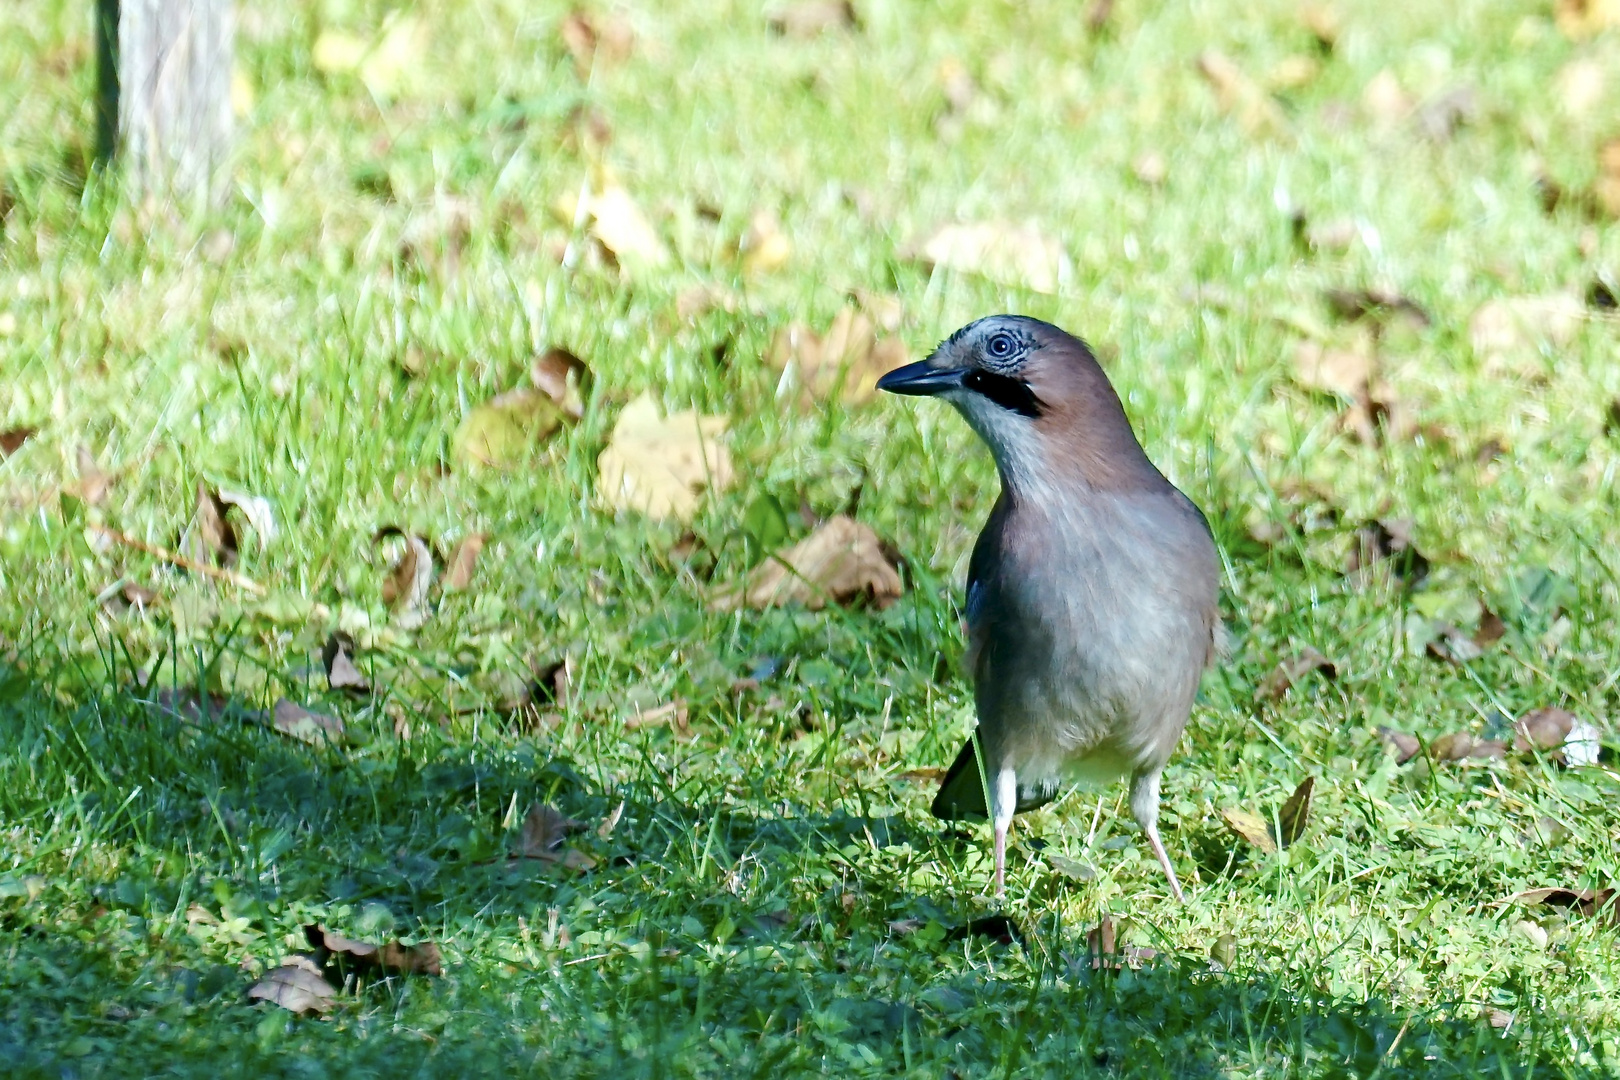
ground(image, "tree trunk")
xmin=96 ymin=0 xmax=235 ymax=203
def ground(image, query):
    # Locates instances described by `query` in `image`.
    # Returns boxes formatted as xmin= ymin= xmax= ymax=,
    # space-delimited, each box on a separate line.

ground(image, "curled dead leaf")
xmin=180 ymin=483 xmax=238 ymax=569
xmin=442 ymin=533 xmax=485 ymax=592
xmin=0 ymin=426 xmax=36 ymax=458
xmin=713 ymin=515 xmax=902 ymax=611
xmin=531 ymin=347 xmax=591 ymax=419
xmin=1292 ymin=340 xmax=1371 ymax=398
xmin=906 ymin=220 xmax=1070 ymax=294
xmin=1345 ymin=519 xmax=1429 ymax=585
xmin=246 ymin=956 xmax=336 ymax=1015
xmin=584 ymin=185 xmax=669 ymax=271
xmin=453 ymin=386 xmax=566 ymax=469
xmin=1276 ymin=777 xmax=1314 ymax=847
xmin=516 ymin=802 xmax=597 ymax=870
xmin=377 ymin=530 xmax=434 ymax=630
xmin=323 ymin=632 xmax=370 ymax=694
xmin=596 ymin=392 xmax=732 ymax=521
xmin=1511 ymin=886 xmax=1619 ymax=924
xmin=1428 ymin=732 xmax=1507 ymax=762
xmin=1255 ymin=647 xmax=1336 ymax=700
xmin=1512 ymin=707 xmax=1599 ymax=766
xmin=305 ymin=925 xmax=443 ymax=976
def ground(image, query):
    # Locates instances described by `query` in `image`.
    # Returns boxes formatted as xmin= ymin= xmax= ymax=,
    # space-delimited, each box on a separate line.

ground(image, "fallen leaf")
xmin=1196 ymin=50 xmax=1288 ymax=136
xmin=97 ymin=579 xmax=159 ymax=614
xmin=0 ymin=426 xmax=36 ymax=457
xmin=452 ymin=387 xmax=566 ymax=469
xmin=217 ymin=488 xmax=275 ymax=550
xmin=1220 ymin=808 xmax=1276 ymax=854
xmin=305 ymin=926 xmax=443 ymax=976
xmin=558 ymin=8 xmax=634 ymax=76
xmin=1511 ymin=886 xmax=1619 ymax=924
xmin=531 ymin=347 xmax=591 ymax=419
xmin=1322 ymin=287 xmax=1430 ymax=329
xmin=377 ymin=530 xmax=434 ymax=629
xmin=180 ymin=483 xmax=238 ymax=568
xmin=1413 ymin=85 xmax=1479 ymax=144
xmin=766 ymin=306 xmax=907 ymax=407
xmin=585 ymin=185 xmax=669 ymax=270
xmin=766 ymin=0 xmax=857 ymax=37
xmin=1291 ymin=340 xmax=1372 ymax=398
xmin=1469 ymin=294 xmax=1585 ymax=365
xmin=1345 ymin=519 xmax=1429 ymax=585
xmin=442 ymin=533 xmax=485 ymax=592
xmin=1484 ymin=1007 xmax=1515 ymax=1030
xmin=906 ymin=220 xmax=1070 ymax=294
xmin=271 ymin=699 xmax=345 ymax=745
xmin=1361 ymin=69 xmax=1411 ymax=125
xmin=313 ymin=15 xmax=427 ymax=98
xmin=713 ymin=515 xmax=902 ymax=611
xmin=596 ymin=392 xmax=732 ymax=521
xmin=1599 ymin=139 xmax=1620 ymax=219
xmin=323 ymin=632 xmax=370 ymax=694
xmin=516 ymin=802 xmax=597 ymax=870
xmin=1256 ymin=647 xmax=1337 ymax=700
xmin=675 ymin=283 xmax=739 ymax=320
xmin=1512 ymin=706 xmax=1601 ymax=767
xmin=1428 ymin=732 xmax=1507 ymax=762
xmin=1048 ymin=855 xmax=1097 ymax=882
xmin=597 ymin=800 xmax=625 ymax=840
xmin=624 ymin=700 xmax=689 ymax=734
xmin=1276 ymin=777 xmax=1313 ymax=846
xmin=896 ymin=766 xmax=946 ymax=782
xmin=69 ymin=445 xmax=111 ymax=505
xmin=1555 ymin=59 xmax=1607 ymax=116
xmin=1377 ymin=726 xmax=1421 ymax=764
xmin=246 ymin=956 xmax=336 ymax=1015
xmin=1554 ymin=0 xmax=1620 ymax=40
xmin=740 ymin=210 xmax=792 ymax=275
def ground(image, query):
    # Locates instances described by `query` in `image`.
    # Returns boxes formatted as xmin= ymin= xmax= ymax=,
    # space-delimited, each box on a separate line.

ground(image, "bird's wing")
xmin=931 ymin=736 xmax=987 ymax=821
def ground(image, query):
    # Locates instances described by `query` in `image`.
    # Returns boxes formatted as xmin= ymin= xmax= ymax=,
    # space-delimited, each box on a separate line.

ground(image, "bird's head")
xmin=877 ymin=314 xmax=1161 ymax=497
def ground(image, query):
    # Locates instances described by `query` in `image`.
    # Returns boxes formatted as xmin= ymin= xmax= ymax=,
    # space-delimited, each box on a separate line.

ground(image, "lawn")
xmin=2 ymin=0 xmax=1620 ymax=1075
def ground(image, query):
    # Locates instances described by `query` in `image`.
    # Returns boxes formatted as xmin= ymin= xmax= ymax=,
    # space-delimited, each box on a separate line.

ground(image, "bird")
xmin=876 ymin=315 xmax=1220 ymax=901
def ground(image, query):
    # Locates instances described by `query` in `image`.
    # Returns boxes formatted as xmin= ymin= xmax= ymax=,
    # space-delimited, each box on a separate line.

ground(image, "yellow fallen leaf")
xmin=1292 ymin=341 xmax=1372 ymax=398
xmin=1220 ymin=808 xmax=1276 ymax=854
xmin=453 ymin=387 xmax=566 ymax=469
xmin=586 ymin=186 xmax=669 ymax=270
xmin=1197 ymin=50 xmax=1289 ymax=136
xmin=712 ymin=515 xmax=903 ymax=611
xmin=1468 ymin=294 xmax=1585 ymax=366
xmin=596 ymin=393 xmax=731 ymax=521
xmin=741 ymin=210 xmax=792 ymax=275
xmin=1555 ymin=0 xmax=1620 ymax=39
xmin=907 ymin=221 xmax=1070 ymax=294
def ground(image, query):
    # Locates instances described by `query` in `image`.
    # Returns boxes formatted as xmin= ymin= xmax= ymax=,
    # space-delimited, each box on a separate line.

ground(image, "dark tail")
xmin=931 ymin=736 xmax=988 ymax=821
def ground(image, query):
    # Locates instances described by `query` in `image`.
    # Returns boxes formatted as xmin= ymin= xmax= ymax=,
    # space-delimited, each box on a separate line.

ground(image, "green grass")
xmin=3 ymin=0 xmax=1620 ymax=1074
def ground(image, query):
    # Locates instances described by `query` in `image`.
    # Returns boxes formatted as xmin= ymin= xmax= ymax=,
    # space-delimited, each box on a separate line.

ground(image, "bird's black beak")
xmin=876 ymin=361 xmax=966 ymax=397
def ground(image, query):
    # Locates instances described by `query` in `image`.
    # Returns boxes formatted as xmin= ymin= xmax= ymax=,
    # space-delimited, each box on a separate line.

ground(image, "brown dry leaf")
xmin=766 ymin=306 xmax=907 ymax=407
xmin=1429 ymin=732 xmax=1507 ymax=762
xmin=1511 ymin=886 xmax=1619 ymax=923
xmin=1292 ymin=340 xmax=1372 ymax=398
xmin=452 ymin=386 xmax=566 ymax=469
xmin=305 ymin=925 xmax=443 ymax=976
xmin=740 ymin=210 xmax=792 ymax=275
xmin=1220 ymin=808 xmax=1276 ymax=854
xmin=1426 ymin=623 xmax=1484 ymax=665
xmin=1469 ymin=294 xmax=1585 ymax=364
xmin=559 ymin=8 xmax=634 ymax=76
xmin=442 ymin=533 xmax=485 ymax=592
xmin=596 ymin=392 xmax=732 ymax=521
xmin=378 ymin=530 xmax=434 ymax=630
xmin=246 ymin=956 xmax=336 ymax=1015
xmin=70 ymin=445 xmax=112 ymax=506
xmin=714 ymin=515 xmax=903 ymax=611
xmin=1196 ymin=50 xmax=1288 ymax=136
xmin=767 ymin=0 xmax=856 ymax=37
xmin=1345 ymin=519 xmax=1429 ymax=584
xmin=624 ymin=700 xmax=689 ymax=734
xmin=0 ymin=426 xmax=35 ymax=458
xmin=897 ymin=766 xmax=946 ymax=782
xmin=531 ymin=347 xmax=591 ymax=419
xmin=323 ymin=632 xmax=370 ymax=694
xmin=1555 ymin=0 xmax=1620 ymax=39
xmin=1323 ymin=287 xmax=1430 ymax=328
xmin=597 ymin=800 xmax=625 ymax=840
xmin=1599 ymin=139 xmax=1620 ymax=219
xmin=1276 ymin=777 xmax=1314 ymax=847
xmin=906 ymin=221 xmax=1070 ymax=294
xmin=1513 ymin=707 xmax=1577 ymax=755
xmin=1377 ymin=726 xmax=1421 ymax=764
xmin=675 ymin=283 xmax=739 ymax=320
xmin=272 ymin=698 xmax=345 ymax=745
xmin=180 ymin=483 xmax=239 ymax=569
xmin=1361 ymin=69 xmax=1411 ymax=125
xmin=516 ymin=802 xmax=597 ymax=870
xmin=1255 ymin=647 xmax=1337 ymax=700
xmin=99 ymin=579 xmax=160 ymax=615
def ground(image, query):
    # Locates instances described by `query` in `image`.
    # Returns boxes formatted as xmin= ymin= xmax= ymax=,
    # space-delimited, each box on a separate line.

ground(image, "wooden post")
xmin=95 ymin=0 xmax=235 ymax=203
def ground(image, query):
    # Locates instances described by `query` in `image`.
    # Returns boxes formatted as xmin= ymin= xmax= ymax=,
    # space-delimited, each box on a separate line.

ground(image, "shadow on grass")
xmin=0 ymin=667 xmax=1596 ymax=1078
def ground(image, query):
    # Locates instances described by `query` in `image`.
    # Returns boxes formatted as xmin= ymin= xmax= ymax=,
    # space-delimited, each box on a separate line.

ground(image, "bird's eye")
xmin=985 ymin=332 xmax=1016 ymax=359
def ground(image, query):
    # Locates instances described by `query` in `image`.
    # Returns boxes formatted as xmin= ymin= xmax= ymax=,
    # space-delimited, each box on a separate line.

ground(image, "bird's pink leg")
xmin=993 ymin=820 xmax=1008 ymax=898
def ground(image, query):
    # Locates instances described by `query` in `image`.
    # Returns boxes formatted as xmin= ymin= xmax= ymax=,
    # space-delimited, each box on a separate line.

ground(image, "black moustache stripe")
xmin=965 ymin=370 xmax=1043 ymax=418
